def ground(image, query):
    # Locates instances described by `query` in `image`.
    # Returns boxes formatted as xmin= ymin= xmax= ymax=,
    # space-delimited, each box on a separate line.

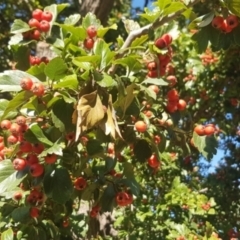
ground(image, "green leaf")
xmin=1 ymin=91 xmax=33 ymax=120
xmin=224 ymin=0 xmax=240 ymax=17
xmin=51 ymin=99 xmax=75 ymax=132
xmin=93 ymin=39 xmax=115 ymax=70
xmin=44 ymin=57 xmax=68 ymax=81
xmin=56 ymin=3 xmax=70 ymax=14
xmin=43 ymin=167 xmax=73 ymax=204
xmin=0 ymin=99 xmax=18 ymax=119
xmin=113 ymin=56 xmax=142 ymax=73
xmin=25 ymin=123 xmax=53 ymax=146
xmin=193 ymin=132 xmax=218 ymax=160
xmin=72 ymin=55 xmax=101 ymax=69
xmin=192 ymin=28 xmax=209 ymax=53
xmin=1 ymin=228 xmax=14 ymax=240
xmin=64 ymin=14 xmax=81 ymax=25
xmin=97 ymin=73 xmax=117 ymax=88
xmin=82 ymin=12 xmax=101 ymax=29
xmin=27 ymin=63 xmax=46 ymax=82
xmin=58 ymin=24 xmax=86 ymax=42
xmin=154 ymin=0 xmax=172 ymax=10
xmin=12 ymin=45 xmax=30 ymax=71
xmin=189 ymin=12 xmax=214 ymax=29
xmin=11 ymin=206 xmax=30 ymax=223
xmin=0 ymin=70 xmax=40 ymax=92
xmin=163 ymin=2 xmax=186 ymax=16
xmin=142 ymin=78 xmax=168 ymax=86
xmin=141 ymin=7 xmax=161 ymax=23
xmin=0 ymin=160 xmax=26 ymax=196
xmin=53 ymin=74 xmax=78 ymax=90
xmin=97 ymin=24 xmax=118 ymax=38
xmin=131 ymin=35 xmax=148 ymax=47
xmin=86 ymin=139 xmax=104 ymax=156
xmin=10 ymin=19 xmax=30 ymax=34
xmin=39 ymin=141 xmax=64 ymax=158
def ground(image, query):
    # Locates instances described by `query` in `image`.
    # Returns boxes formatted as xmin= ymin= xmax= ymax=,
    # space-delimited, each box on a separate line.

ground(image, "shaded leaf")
xmin=10 ymin=19 xmax=30 ymax=34
xmin=0 ymin=99 xmax=18 ymax=119
xmin=43 ymin=167 xmax=73 ymax=204
xmin=11 ymin=206 xmax=30 ymax=223
xmin=86 ymin=139 xmax=104 ymax=156
xmin=64 ymin=14 xmax=81 ymax=25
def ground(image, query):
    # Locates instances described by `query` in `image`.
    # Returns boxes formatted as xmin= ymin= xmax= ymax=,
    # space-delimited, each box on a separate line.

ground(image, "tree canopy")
xmin=0 ymin=0 xmax=240 ymax=239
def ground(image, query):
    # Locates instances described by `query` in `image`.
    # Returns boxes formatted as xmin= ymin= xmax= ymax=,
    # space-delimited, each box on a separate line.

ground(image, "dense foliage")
xmin=0 ymin=0 xmax=240 ymax=239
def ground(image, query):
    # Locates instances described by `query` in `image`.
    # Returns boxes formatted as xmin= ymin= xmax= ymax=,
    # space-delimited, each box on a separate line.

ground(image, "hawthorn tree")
xmin=0 ymin=0 xmax=240 ymax=240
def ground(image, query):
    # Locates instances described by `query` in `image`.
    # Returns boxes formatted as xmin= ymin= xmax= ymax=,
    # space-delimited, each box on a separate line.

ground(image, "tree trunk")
xmin=79 ymin=0 xmax=115 ymax=25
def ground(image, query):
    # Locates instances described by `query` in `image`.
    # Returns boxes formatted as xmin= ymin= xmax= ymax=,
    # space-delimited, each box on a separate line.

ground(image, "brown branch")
xmin=110 ymin=0 xmax=201 ymax=73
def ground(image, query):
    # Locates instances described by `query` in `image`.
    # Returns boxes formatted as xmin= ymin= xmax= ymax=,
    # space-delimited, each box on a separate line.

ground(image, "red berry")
xmin=31 ymin=82 xmax=45 ymax=96
xmin=20 ymin=77 xmax=33 ymax=90
xmin=29 ymin=56 xmax=41 ymax=65
xmin=148 ymin=154 xmax=160 ymax=168
xmin=226 ymin=15 xmax=239 ymax=29
xmin=221 ymin=19 xmax=232 ymax=33
xmin=7 ymin=135 xmax=18 ymax=144
xmin=148 ymin=84 xmax=159 ymax=94
xmin=166 ymin=102 xmax=178 ymax=113
xmin=204 ymin=124 xmax=215 ymax=136
xmin=0 ymin=119 xmax=11 ymax=130
xmin=194 ymin=125 xmax=205 ymax=136
xmin=13 ymin=158 xmax=27 ymax=171
xmin=84 ymin=38 xmax=94 ymax=50
xmin=62 ymin=217 xmax=69 ymax=227
xmin=147 ymin=61 xmax=157 ymax=71
xmin=39 ymin=20 xmax=50 ymax=32
xmin=66 ymin=132 xmax=75 ymax=141
xmin=166 ymin=75 xmax=177 ymax=87
xmin=30 ymin=29 xmax=41 ymax=40
xmin=212 ymin=16 xmax=224 ymax=29
xmin=30 ymin=207 xmax=39 ymax=218
xmin=30 ymin=163 xmax=44 ymax=177
xmin=13 ymin=191 xmax=23 ymax=201
xmin=177 ymin=99 xmax=187 ymax=111
xmin=87 ymin=25 xmax=97 ymax=38
xmin=19 ymin=141 xmax=32 ymax=153
xmin=16 ymin=116 xmax=27 ymax=126
xmin=74 ymin=177 xmax=87 ymax=190
xmin=155 ymin=37 xmax=167 ymax=49
xmin=115 ymin=191 xmax=133 ymax=207
xmin=161 ymin=33 xmax=172 ymax=46
xmin=32 ymin=9 xmax=43 ymax=21
xmin=167 ymin=89 xmax=179 ymax=101
xmin=28 ymin=18 xmax=40 ymax=29
xmin=44 ymin=153 xmax=57 ymax=164
xmin=9 ymin=123 xmax=21 ymax=135
xmin=134 ymin=121 xmax=147 ymax=133
xmin=32 ymin=143 xmax=45 ymax=154
xmin=41 ymin=11 xmax=53 ymax=22
xmin=26 ymin=153 xmax=39 ymax=165
xmin=147 ymin=70 xmax=158 ymax=78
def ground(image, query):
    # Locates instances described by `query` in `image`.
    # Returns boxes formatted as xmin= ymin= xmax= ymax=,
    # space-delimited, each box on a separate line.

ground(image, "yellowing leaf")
xmin=75 ymin=90 xmax=105 ymax=140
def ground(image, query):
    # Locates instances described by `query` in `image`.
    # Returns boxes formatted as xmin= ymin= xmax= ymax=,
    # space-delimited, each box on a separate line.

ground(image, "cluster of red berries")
xmin=20 ymin=77 xmax=45 ymax=97
xmin=23 ymin=9 xmax=53 ymax=40
xmin=165 ymin=89 xmax=187 ymax=113
xmin=212 ymin=15 xmax=239 ymax=33
xmin=147 ymin=33 xmax=173 ymax=78
xmin=29 ymin=55 xmax=49 ymax=66
xmin=115 ymin=191 xmax=133 ymax=207
xmin=194 ymin=123 xmax=218 ymax=136
xmin=83 ymin=25 xmax=98 ymax=50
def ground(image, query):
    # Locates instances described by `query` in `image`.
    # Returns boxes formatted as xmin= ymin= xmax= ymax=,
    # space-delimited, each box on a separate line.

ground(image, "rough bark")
xmin=79 ymin=0 xmax=115 ymax=25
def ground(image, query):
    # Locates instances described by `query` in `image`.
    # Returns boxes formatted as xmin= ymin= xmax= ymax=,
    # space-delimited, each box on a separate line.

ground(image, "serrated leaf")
xmin=27 ymin=62 xmax=46 ymax=81
xmin=64 ymin=14 xmax=81 ymax=25
xmin=0 ymin=70 xmax=40 ymax=92
xmin=39 ymin=141 xmax=64 ymax=158
xmin=113 ymin=56 xmax=142 ymax=73
xmin=25 ymin=123 xmax=53 ymax=146
xmin=0 ymin=99 xmax=18 ymax=119
xmin=162 ymin=2 xmax=186 ymax=16
xmin=224 ymin=0 xmax=240 ymax=17
xmin=59 ymin=24 xmax=86 ymax=42
xmin=97 ymin=24 xmax=117 ymax=38
xmin=43 ymin=167 xmax=73 ymax=204
xmin=44 ymin=57 xmax=68 ymax=81
xmin=56 ymin=3 xmax=70 ymax=14
xmin=141 ymin=7 xmax=161 ymax=23
xmin=72 ymin=55 xmax=101 ymax=69
xmin=82 ymin=12 xmax=102 ymax=29
xmin=10 ymin=19 xmax=30 ymax=34
xmin=53 ymin=74 xmax=78 ymax=90
xmin=97 ymin=73 xmax=116 ymax=88
xmin=93 ymin=39 xmax=115 ymax=70
xmin=0 ymin=160 xmax=26 ymax=196
xmin=142 ymin=78 xmax=168 ymax=86
xmin=131 ymin=35 xmax=148 ymax=47
xmin=192 ymin=132 xmax=217 ymax=160
xmin=1 ymin=91 xmax=33 ymax=120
